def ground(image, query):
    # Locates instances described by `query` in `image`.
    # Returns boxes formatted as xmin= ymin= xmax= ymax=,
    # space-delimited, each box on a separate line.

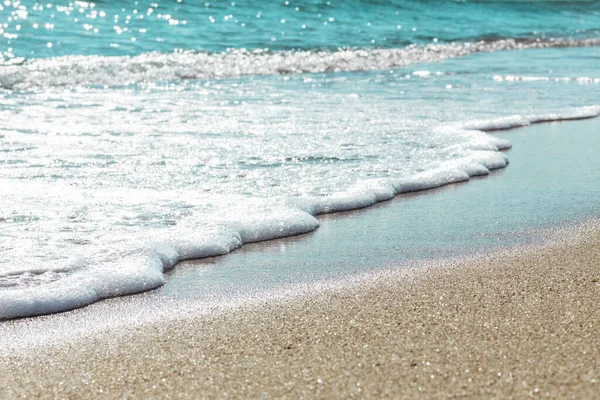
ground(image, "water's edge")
xmin=2 ymin=107 xmax=599 ymax=320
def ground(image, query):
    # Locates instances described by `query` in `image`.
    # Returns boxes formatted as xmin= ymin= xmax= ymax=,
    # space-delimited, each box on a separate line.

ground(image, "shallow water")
xmin=1 ymin=0 xmax=600 ymax=318
xmin=3 ymin=0 xmax=599 ymax=59
xmin=1 ymin=119 xmax=599 ymax=355
xmin=162 ymin=118 xmax=600 ymax=299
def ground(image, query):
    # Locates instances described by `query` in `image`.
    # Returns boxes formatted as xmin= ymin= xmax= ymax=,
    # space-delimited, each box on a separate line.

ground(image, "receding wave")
xmin=1 ymin=37 xmax=599 ymax=90
xmin=1 ymin=106 xmax=599 ymax=320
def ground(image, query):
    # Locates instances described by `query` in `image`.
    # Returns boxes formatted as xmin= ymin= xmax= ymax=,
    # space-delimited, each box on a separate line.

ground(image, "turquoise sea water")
xmin=1 ymin=1 xmax=599 ymax=319
xmin=2 ymin=0 xmax=599 ymax=59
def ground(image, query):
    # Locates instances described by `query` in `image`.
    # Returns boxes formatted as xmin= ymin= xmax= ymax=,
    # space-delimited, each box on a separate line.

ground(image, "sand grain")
xmin=2 ymin=224 xmax=599 ymax=399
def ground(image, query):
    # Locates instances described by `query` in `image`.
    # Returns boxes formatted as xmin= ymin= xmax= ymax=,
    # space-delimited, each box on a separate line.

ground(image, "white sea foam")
xmin=1 ymin=49 xmax=599 ymax=321
xmin=0 ymin=109 xmax=542 ymax=319
xmin=0 ymin=156 xmax=489 ymax=318
xmin=1 ymin=37 xmax=599 ymax=90
xmin=3 ymin=104 xmax=599 ymax=319
xmin=457 ymin=106 xmax=600 ymax=132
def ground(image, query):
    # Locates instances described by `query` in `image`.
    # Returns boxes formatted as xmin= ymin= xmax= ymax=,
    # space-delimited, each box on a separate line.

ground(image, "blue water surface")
xmin=2 ymin=0 xmax=599 ymax=60
xmin=1 ymin=0 xmax=600 ymax=319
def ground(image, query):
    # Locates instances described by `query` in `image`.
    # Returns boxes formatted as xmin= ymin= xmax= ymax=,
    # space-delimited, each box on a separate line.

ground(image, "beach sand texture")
xmin=2 ymin=222 xmax=599 ymax=399
xmin=3 ymin=2 xmax=600 ymax=397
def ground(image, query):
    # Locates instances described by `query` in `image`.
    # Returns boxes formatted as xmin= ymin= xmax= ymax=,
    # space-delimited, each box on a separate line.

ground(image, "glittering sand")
xmin=2 ymin=119 xmax=600 ymax=398
xmin=1 ymin=220 xmax=599 ymax=399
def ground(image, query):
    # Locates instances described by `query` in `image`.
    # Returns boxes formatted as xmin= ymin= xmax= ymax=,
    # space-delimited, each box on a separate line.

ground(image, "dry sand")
xmin=1 ymin=222 xmax=599 ymax=399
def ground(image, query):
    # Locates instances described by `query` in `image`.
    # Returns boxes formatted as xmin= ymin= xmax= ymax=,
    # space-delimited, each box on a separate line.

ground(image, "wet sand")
xmin=2 ymin=118 xmax=600 ymax=398
xmin=1 ymin=220 xmax=599 ymax=399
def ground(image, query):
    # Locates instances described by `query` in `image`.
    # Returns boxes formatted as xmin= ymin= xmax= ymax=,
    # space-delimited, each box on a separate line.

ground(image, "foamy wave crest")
xmin=1 ymin=106 xmax=598 ymax=319
xmin=459 ymin=105 xmax=600 ymax=131
xmin=1 ymin=37 xmax=599 ymax=90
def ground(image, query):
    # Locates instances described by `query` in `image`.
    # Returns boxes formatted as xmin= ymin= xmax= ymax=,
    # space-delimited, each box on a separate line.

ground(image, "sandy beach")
xmin=2 ymin=119 xmax=600 ymax=399
xmin=1 ymin=219 xmax=599 ymax=399
xmin=3 ymin=1 xmax=600 ymax=397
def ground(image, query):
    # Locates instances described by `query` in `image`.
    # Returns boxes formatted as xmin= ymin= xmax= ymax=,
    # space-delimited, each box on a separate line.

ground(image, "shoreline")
xmin=1 ymin=117 xmax=600 ymax=397
xmin=3 ymin=112 xmax=599 ymax=320
xmin=1 ymin=219 xmax=599 ymax=398
xmin=160 ymin=117 xmax=600 ymax=304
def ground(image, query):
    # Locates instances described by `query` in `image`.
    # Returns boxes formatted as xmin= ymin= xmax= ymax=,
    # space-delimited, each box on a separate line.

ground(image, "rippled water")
xmin=1 ymin=0 xmax=599 ymax=319
xmin=3 ymin=0 xmax=598 ymax=59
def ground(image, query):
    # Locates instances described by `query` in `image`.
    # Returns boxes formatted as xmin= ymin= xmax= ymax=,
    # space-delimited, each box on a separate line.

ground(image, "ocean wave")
xmin=1 ymin=37 xmax=599 ymax=91
xmin=2 ymin=106 xmax=598 ymax=319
